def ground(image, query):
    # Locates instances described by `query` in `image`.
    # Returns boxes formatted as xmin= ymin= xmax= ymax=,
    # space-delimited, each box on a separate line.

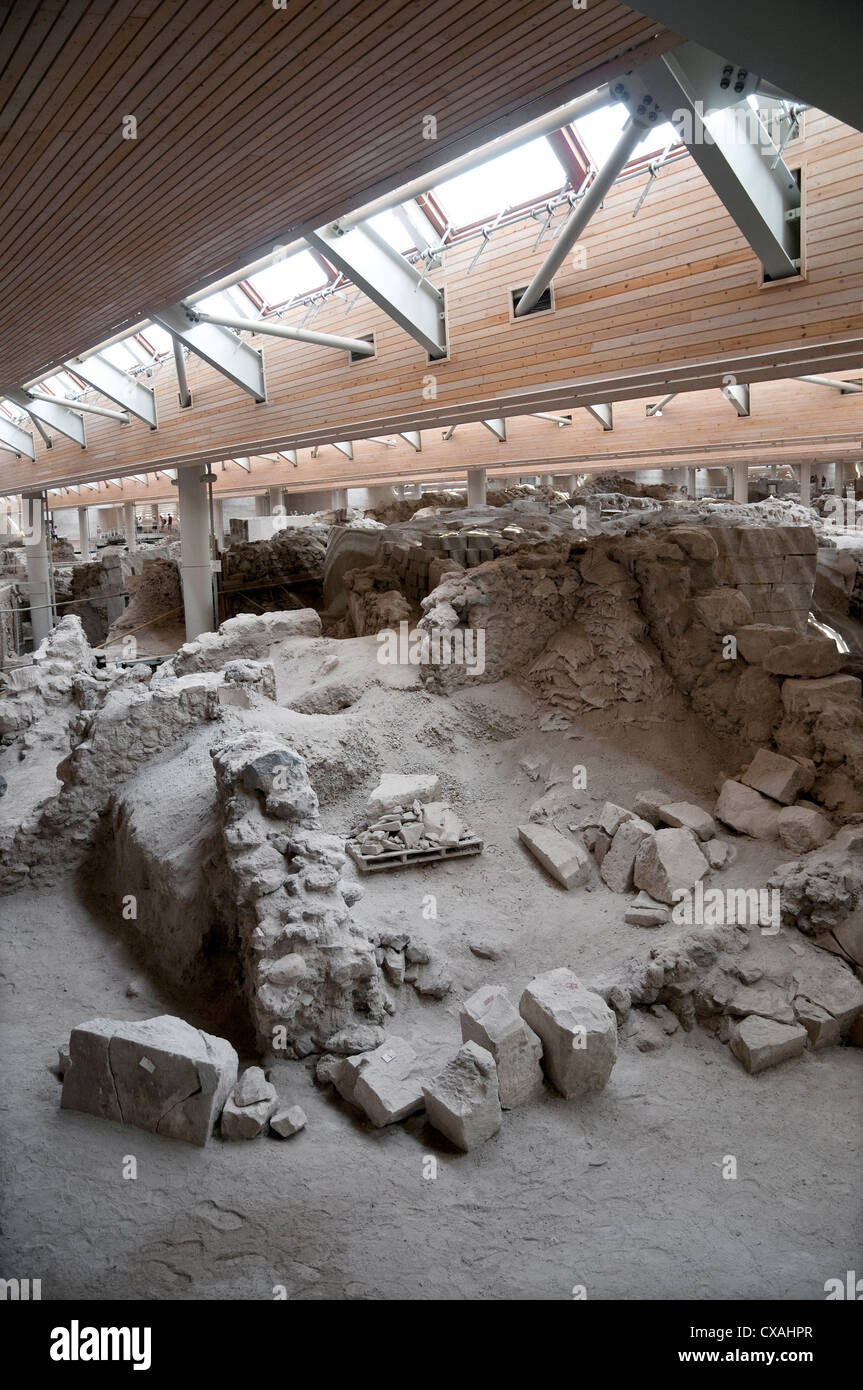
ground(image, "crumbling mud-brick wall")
xmin=222 ymin=526 xmax=327 ymax=588
xmin=106 ymin=554 xmax=182 ymax=646
xmin=56 ymin=553 xmax=129 ymax=646
xmin=210 ymin=732 xmax=388 ymax=1056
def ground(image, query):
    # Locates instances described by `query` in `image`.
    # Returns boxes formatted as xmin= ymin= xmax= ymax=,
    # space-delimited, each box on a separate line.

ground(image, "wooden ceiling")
xmin=0 ymin=0 xmax=675 ymax=389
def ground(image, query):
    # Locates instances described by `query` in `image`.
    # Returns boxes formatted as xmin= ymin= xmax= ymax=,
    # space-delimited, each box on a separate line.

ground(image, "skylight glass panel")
xmin=139 ymin=323 xmax=173 ymax=356
xmin=42 ymin=371 xmax=81 ymax=396
xmin=368 ymin=209 xmax=415 ymax=252
xmin=434 ymin=137 xmax=566 ymax=226
xmin=99 ymin=342 xmax=138 ymax=371
xmin=244 ymin=249 xmax=328 ymax=308
xmin=574 ymin=102 xmax=680 ymax=167
xmin=195 ymin=289 xmax=246 ymax=318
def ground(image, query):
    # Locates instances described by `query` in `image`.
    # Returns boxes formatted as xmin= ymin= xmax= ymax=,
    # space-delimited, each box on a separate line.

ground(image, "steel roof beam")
xmin=584 ymin=402 xmax=614 ymax=430
xmin=152 ymin=304 xmax=266 ymax=402
xmin=65 ymin=352 xmax=157 ymax=427
xmin=482 ymin=418 xmax=507 ymax=441
xmin=6 ymin=388 xmax=86 ymax=447
xmin=0 ymin=413 xmax=35 ymax=459
xmin=307 ymin=221 xmax=447 ymax=359
xmin=721 ymin=381 xmax=751 ymax=416
xmin=629 ymin=43 xmax=801 ymax=282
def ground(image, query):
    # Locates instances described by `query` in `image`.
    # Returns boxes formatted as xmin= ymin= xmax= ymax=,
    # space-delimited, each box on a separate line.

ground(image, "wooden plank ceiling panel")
xmin=0 ymin=0 xmax=674 ymax=386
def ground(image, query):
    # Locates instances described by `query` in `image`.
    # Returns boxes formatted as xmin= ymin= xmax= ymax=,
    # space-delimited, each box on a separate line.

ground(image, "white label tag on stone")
xmin=139 ymin=1056 xmax=156 ymax=1073
xmin=381 ymin=1050 xmax=395 ymax=1063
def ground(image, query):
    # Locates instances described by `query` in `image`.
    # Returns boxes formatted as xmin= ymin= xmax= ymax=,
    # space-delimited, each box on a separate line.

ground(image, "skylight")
xmin=368 ymin=209 xmax=415 ymax=253
xmin=138 ymin=323 xmax=173 ymax=356
xmin=42 ymin=371 xmax=82 ymax=396
xmin=244 ymin=249 xmax=329 ymax=309
xmin=99 ymin=341 xmax=140 ymax=371
xmin=573 ymin=102 xmax=679 ymax=167
xmin=433 ymin=136 xmax=566 ymax=227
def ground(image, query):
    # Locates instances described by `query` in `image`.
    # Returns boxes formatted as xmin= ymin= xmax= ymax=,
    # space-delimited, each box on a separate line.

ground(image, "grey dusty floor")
xmin=0 ymin=671 xmax=860 ymax=1300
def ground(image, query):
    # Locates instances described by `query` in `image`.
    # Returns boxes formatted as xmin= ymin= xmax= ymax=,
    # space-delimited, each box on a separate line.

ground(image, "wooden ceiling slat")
xmin=0 ymin=0 xmax=672 ymax=385
xmin=0 ymin=0 xmax=259 ymax=223
xmin=0 ymin=0 xmax=548 ymax=275
xmin=8 ymin=5 xmax=661 ymax=305
xmin=0 ymin=0 xmax=57 ymax=99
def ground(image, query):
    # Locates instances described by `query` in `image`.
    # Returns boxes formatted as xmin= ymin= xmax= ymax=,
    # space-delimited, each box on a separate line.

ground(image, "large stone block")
xmin=597 ymin=802 xmax=634 ymax=836
xmin=518 ymin=823 xmax=591 ymax=889
xmin=763 ymin=638 xmax=844 ymax=679
xmin=694 ymin=588 xmax=754 ymax=634
xmin=600 ymin=816 xmax=655 ymax=893
xmin=221 ymin=1088 xmax=279 ymax=1140
xmin=714 ymin=780 xmax=781 ymax=838
xmin=61 ymin=1015 xmax=237 ymax=1147
xmin=792 ymin=949 xmax=863 ymax=1037
xmin=729 ymin=1015 xmax=807 ymax=1073
xmin=333 ymin=1036 xmax=426 ymax=1126
xmin=366 ymin=774 xmax=441 ymax=819
xmin=777 ymin=805 xmax=833 ymax=854
xmin=519 ymin=967 xmax=617 ymax=1099
xmin=658 ymin=802 xmax=716 ymax=841
xmin=781 ymin=674 xmax=862 ymax=715
xmin=632 ymin=826 xmax=709 ymax=904
xmin=741 ymin=748 xmax=811 ymax=805
xmin=422 ymin=1041 xmax=502 ymax=1151
xmin=734 ymin=528 xmax=784 ymax=560
xmin=460 ymin=984 xmax=543 ymax=1107
xmin=736 ymin=624 xmax=799 ymax=665
xmin=767 ymin=583 xmax=815 ymax=612
xmin=631 ymin=788 xmax=670 ymax=827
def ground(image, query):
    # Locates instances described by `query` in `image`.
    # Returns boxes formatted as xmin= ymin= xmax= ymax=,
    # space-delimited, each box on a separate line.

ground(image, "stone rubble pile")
xmin=317 ymin=967 xmax=618 ymax=1149
xmin=220 ymin=1065 xmax=308 ymax=1141
xmin=598 ymin=898 xmax=863 ymax=1071
xmin=0 ymin=632 xmax=278 ymax=892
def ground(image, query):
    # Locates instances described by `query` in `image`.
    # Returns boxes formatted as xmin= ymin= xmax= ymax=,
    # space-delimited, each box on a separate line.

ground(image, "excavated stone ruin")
xmin=2 ymin=494 xmax=862 ymax=1183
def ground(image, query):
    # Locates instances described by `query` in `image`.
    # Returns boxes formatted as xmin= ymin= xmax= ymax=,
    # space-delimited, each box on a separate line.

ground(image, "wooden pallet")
xmin=347 ymin=836 xmax=484 ymax=874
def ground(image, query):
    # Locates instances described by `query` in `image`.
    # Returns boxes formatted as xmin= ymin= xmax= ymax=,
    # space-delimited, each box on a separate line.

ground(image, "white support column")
xmin=255 ymin=494 xmax=270 ymax=517
xmin=77 ymin=506 xmax=91 ymax=561
xmin=149 ymin=503 xmax=160 ymax=528
xmin=467 ymin=467 xmax=487 ymax=506
xmin=331 ymin=488 xmax=348 ymax=511
xmin=686 ymin=467 xmax=698 ymax=499
xmin=834 ymin=461 xmax=848 ymax=497
xmin=267 ymin=486 xmax=283 ymax=512
xmin=797 ymin=465 xmax=811 ymax=507
xmin=23 ymin=495 xmax=53 ymax=648
xmin=123 ymin=501 xmax=137 ymax=550
xmin=212 ymin=499 xmax=224 ymax=548
xmin=176 ymin=468 xmax=216 ymax=641
xmin=733 ymin=460 xmax=749 ymax=503
xmin=726 ymin=467 xmax=734 ymax=498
